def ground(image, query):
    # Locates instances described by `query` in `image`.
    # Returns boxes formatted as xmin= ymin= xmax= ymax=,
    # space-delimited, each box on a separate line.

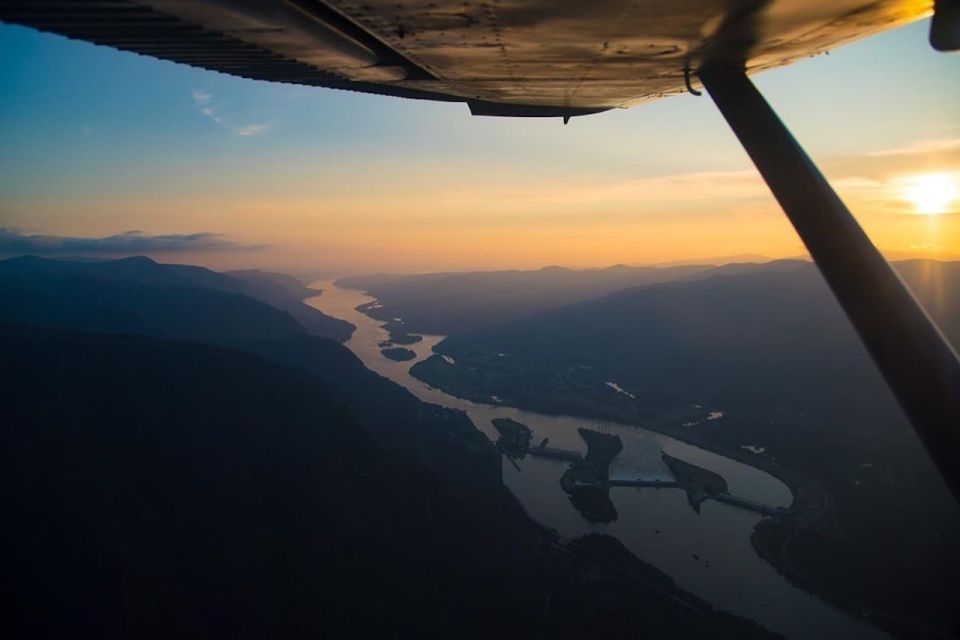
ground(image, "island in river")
xmin=381 ymin=346 xmax=416 ymax=361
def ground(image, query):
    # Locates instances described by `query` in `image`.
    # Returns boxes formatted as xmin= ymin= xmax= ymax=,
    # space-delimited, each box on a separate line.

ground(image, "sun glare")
xmin=900 ymin=173 xmax=958 ymax=215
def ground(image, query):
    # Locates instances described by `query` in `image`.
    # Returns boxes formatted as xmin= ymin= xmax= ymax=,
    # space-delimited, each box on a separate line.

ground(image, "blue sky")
xmin=1 ymin=17 xmax=958 ymax=272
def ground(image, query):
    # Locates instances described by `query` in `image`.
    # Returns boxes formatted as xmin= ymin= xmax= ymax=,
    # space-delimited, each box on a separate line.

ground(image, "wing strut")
xmin=699 ymin=68 xmax=960 ymax=501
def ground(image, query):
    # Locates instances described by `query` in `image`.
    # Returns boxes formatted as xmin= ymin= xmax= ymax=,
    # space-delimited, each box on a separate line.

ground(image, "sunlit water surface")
xmin=307 ymin=281 xmax=888 ymax=640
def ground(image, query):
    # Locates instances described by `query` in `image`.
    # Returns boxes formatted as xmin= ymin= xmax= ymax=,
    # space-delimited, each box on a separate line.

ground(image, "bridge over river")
xmin=529 ymin=444 xmax=794 ymax=519
xmin=606 ymin=477 xmax=794 ymax=517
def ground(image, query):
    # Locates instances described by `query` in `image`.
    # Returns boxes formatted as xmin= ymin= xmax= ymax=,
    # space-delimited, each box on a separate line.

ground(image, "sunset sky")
xmin=1 ymin=17 xmax=958 ymax=275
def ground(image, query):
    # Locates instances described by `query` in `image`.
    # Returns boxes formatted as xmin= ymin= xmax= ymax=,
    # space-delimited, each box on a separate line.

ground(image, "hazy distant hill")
xmin=2 ymin=325 xmax=777 ymax=638
xmin=0 ymin=256 xmax=354 ymax=342
xmin=227 ymin=268 xmax=354 ymax=342
xmin=413 ymin=259 xmax=958 ymax=425
xmin=0 ymin=255 xmax=304 ymax=344
xmin=337 ymin=263 xmax=713 ymax=335
xmin=412 ymin=259 xmax=960 ymax=637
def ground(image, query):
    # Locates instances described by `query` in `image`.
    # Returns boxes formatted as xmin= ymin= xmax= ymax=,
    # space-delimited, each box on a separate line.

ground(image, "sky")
xmin=1 ymin=16 xmax=958 ymax=275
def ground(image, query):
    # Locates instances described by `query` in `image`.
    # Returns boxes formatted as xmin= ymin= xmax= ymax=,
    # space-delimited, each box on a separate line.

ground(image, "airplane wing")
xmin=0 ymin=0 xmax=933 ymax=118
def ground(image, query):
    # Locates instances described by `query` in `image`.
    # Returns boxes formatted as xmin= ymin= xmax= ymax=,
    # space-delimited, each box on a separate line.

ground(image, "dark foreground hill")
xmin=0 ymin=326 xmax=776 ymax=639
xmin=412 ymin=259 xmax=960 ymax=638
xmin=337 ymin=263 xmax=712 ymax=335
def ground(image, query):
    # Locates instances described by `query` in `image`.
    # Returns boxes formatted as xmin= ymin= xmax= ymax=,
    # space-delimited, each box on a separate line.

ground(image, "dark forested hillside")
xmin=227 ymin=268 xmax=355 ymax=342
xmin=411 ymin=259 xmax=960 ymax=637
xmin=0 ymin=255 xmax=492 ymax=489
xmin=0 ymin=326 xmax=775 ymax=639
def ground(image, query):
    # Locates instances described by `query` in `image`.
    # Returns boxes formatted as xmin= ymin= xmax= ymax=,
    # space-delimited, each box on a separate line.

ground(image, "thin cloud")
xmin=191 ymin=89 xmax=275 ymax=137
xmin=0 ymin=228 xmax=264 ymax=257
xmin=471 ymin=169 xmax=769 ymax=210
xmin=866 ymin=138 xmax=960 ymax=158
xmin=233 ymin=123 xmax=275 ymax=137
xmin=192 ymin=90 xmax=212 ymax=105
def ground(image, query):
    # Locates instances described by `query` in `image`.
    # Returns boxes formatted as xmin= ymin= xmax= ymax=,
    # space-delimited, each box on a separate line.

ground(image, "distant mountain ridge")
xmin=413 ymin=258 xmax=959 ymax=427
xmin=0 ymin=255 xmax=303 ymax=344
xmin=337 ymin=262 xmax=715 ymax=335
xmin=0 ymin=255 xmax=354 ymax=342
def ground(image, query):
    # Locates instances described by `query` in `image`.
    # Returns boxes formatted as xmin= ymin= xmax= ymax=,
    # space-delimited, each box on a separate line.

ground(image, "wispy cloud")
xmin=191 ymin=89 xmax=275 ymax=137
xmin=866 ymin=138 xmax=960 ymax=158
xmin=0 ymin=228 xmax=264 ymax=257
xmin=192 ymin=89 xmax=212 ymax=105
xmin=534 ymin=140 xmax=959 ymax=218
xmin=232 ymin=123 xmax=275 ymax=137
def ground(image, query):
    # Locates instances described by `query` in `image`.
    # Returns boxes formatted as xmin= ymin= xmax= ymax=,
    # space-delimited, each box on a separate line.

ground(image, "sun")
xmin=900 ymin=173 xmax=958 ymax=215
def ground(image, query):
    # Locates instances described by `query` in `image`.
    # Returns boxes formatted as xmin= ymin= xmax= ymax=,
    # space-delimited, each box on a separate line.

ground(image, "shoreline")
xmin=408 ymin=365 xmax=947 ymax=640
xmin=319 ymin=285 xmax=902 ymax=640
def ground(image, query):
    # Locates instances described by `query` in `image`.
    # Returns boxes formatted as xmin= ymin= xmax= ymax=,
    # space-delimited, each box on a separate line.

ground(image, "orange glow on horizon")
xmin=4 ymin=139 xmax=958 ymax=274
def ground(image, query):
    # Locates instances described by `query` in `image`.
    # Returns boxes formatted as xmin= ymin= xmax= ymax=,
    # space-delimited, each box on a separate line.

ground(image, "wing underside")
xmin=0 ymin=0 xmax=931 ymax=115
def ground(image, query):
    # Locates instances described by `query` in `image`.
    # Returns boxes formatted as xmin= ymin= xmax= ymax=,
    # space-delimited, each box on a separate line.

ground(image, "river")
xmin=307 ymin=280 xmax=888 ymax=640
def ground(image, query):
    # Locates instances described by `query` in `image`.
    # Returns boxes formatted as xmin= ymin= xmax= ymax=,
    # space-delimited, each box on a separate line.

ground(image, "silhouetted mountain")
xmin=649 ymin=253 xmax=772 ymax=267
xmin=337 ymin=263 xmax=713 ymax=335
xmin=227 ymin=269 xmax=354 ymax=342
xmin=1 ymin=254 xmax=242 ymax=290
xmin=0 ymin=255 xmax=488 ymax=490
xmin=227 ymin=268 xmax=315 ymax=298
xmin=412 ymin=259 xmax=960 ymax=638
xmin=0 ymin=256 xmax=353 ymax=342
xmin=2 ymin=325 xmax=777 ymax=639
xmin=414 ymin=260 xmax=958 ymax=424
xmin=0 ymin=255 xmax=304 ymax=344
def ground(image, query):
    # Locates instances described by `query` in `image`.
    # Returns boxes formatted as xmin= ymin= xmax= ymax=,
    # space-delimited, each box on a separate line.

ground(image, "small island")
xmin=492 ymin=418 xmax=532 ymax=459
xmin=382 ymin=320 xmax=423 ymax=345
xmin=381 ymin=347 xmax=416 ymax=362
